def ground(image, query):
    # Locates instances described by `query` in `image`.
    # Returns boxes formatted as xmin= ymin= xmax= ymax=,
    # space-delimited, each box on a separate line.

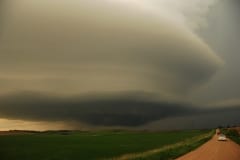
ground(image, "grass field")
xmin=222 ymin=128 xmax=240 ymax=145
xmin=0 ymin=130 xmax=210 ymax=160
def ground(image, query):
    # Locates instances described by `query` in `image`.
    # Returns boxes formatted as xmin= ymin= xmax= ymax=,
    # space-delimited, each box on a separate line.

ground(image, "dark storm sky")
xmin=0 ymin=0 xmax=239 ymax=130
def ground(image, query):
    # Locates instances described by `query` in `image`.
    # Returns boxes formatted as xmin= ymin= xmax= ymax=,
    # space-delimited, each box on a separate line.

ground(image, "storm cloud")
xmin=191 ymin=0 xmax=240 ymax=104
xmin=0 ymin=92 xmax=239 ymax=128
xmin=0 ymin=92 xmax=197 ymax=126
xmin=1 ymin=0 xmax=240 ymax=130
xmin=0 ymin=0 xmax=223 ymax=98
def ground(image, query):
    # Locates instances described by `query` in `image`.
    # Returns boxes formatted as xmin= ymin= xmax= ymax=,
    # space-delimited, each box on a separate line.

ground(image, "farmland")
xmin=0 ymin=130 xmax=210 ymax=160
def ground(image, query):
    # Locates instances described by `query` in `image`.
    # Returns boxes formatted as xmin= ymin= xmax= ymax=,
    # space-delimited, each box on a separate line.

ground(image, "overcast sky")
xmin=0 ymin=0 xmax=239 ymax=130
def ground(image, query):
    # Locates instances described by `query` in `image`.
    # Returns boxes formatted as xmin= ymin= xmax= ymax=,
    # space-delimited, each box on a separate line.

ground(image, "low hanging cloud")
xmin=0 ymin=0 xmax=223 ymax=98
xmin=0 ymin=92 xmax=239 ymax=128
xmin=0 ymin=92 xmax=197 ymax=126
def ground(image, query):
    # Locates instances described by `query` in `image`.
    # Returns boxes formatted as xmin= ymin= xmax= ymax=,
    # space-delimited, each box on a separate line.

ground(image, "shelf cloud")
xmin=0 ymin=92 xmax=239 ymax=128
xmin=3 ymin=0 xmax=240 ymax=130
xmin=0 ymin=0 xmax=223 ymax=98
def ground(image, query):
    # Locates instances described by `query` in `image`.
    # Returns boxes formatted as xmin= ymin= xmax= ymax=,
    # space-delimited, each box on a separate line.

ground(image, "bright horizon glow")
xmin=0 ymin=119 xmax=74 ymax=131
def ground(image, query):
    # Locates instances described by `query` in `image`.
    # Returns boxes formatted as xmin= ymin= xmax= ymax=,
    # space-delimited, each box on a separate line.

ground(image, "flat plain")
xmin=0 ymin=130 xmax=208 ymax=160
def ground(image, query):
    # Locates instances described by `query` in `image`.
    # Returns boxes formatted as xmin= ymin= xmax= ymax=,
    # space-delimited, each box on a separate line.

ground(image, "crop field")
xmin=0 ymin=130 xmax=210 ymax=160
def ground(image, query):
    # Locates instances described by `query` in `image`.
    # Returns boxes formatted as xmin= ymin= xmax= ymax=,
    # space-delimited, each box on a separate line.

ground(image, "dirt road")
xmin=177 ymin=135 xmax=240 ymax=160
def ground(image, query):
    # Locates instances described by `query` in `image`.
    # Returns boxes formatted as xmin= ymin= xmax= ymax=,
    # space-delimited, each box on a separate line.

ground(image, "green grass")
xmin=0 ymin=130 xmax=209 ymax=160
xmin=222 ymin=129 xmax=240 ymax=145
xmin=110 ymin=131 xmax=213 ymax=160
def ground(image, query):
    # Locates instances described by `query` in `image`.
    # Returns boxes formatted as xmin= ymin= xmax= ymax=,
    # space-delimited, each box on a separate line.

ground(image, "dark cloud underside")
xmin=0 ymin=92 xmax=196 ymax=126
xmin=0 ymin=92 xmax=239 ymax=127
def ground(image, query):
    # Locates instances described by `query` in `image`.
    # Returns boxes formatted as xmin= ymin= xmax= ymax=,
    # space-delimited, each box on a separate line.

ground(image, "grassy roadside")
xmin=108 ymin=131 xmax=214 ymax=160
xmin=222 ymin=129 xmax=240 ymax=145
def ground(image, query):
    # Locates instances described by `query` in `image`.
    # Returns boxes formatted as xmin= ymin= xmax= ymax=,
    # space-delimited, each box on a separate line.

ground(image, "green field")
xmin=222 ymin=129 xmax=240 ymax=145
xmin=0 ymin=130 xmax=210 ymax=160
